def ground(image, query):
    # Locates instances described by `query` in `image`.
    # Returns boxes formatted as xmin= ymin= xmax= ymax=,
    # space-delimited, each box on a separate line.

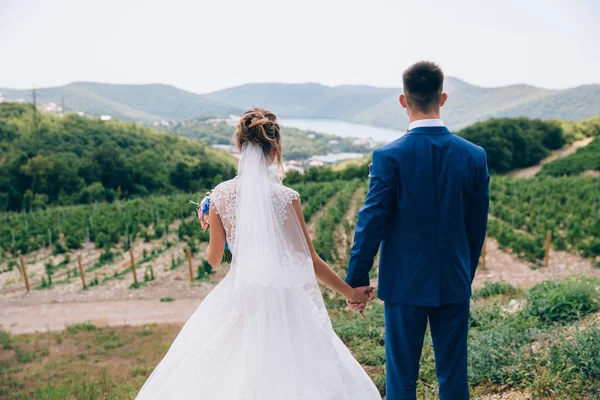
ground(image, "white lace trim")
xmin=211 ymin=178 xmax=300 ymax=247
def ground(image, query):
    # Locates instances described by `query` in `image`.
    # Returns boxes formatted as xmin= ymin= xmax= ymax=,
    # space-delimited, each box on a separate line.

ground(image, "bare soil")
xmin=473 ymin=237 xmax=599 ymax=289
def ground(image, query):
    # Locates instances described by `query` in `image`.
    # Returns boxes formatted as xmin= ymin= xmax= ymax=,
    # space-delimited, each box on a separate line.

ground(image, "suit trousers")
xmin=384 ymin=300 xmax=470 ymax=400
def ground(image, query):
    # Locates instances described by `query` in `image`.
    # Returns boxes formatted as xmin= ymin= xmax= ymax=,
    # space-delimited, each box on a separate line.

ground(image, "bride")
xmin=136 ymin=108 xmax=381 ymax=399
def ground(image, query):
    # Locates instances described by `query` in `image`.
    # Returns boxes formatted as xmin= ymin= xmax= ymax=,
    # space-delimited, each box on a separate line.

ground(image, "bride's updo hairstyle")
xmin=236 ymin=107 xmax=283 ymax=170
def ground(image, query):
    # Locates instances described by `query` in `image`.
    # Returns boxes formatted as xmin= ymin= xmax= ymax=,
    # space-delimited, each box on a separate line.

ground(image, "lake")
xmin=279 ymin=118 xmax=405 ymax=143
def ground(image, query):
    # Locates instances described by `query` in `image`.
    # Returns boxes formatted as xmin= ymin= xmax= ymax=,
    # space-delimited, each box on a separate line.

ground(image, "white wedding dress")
xmin=136 ymin=143 xmax=381 ymax=399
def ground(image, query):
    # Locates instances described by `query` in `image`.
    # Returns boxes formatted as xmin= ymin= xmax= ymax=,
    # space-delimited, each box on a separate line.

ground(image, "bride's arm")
xmin=292 ymin=199 xmax=374 ymax=304
xmin=206 ymin=207 xmax=226 ymax=267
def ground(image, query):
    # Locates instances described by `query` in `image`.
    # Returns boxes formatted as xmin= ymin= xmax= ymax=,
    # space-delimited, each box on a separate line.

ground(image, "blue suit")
xmin=346 ymin=125 xmax=489 ymax=399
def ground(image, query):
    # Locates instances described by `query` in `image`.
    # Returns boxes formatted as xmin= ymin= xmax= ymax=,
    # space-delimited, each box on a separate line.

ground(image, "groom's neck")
xmin=408 ymin=109 xmax=441 ymax=123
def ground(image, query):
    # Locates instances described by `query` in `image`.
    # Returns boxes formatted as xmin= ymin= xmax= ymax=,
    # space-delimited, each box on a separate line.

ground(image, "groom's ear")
xmin=399 ymin=94 xmax=408 ymax=109
xmin=440 ymin=92 xmax=448 ymax=107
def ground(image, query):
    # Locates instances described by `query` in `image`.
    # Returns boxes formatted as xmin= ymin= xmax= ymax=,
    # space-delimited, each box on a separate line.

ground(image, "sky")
xmin=0 ymin=0 xmax=599 ymax=94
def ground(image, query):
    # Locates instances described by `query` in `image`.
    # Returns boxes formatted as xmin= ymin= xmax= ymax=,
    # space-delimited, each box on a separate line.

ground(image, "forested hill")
xmin=0 ymin=82 xmax=243 ymax=122
xmin=0 ymin=103 xmax=237 ymax=212
xmin=167 ymin=118 xmax=374 ymax=160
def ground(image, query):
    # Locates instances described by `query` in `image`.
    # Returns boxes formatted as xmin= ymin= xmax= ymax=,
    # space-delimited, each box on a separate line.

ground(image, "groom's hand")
xmin=346 ymin=286 xmax=376 ymax=317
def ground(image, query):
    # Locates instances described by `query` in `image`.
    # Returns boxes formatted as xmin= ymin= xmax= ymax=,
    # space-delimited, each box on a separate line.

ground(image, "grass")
xmin=1 ymin=277 xmax=599 ymax=399
xmin=0 ymin=323 xmax=174 ymax=399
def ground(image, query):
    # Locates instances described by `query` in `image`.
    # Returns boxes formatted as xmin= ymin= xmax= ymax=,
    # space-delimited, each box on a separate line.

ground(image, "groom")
xmin=346 ymin=61 xmax=489 ymax=399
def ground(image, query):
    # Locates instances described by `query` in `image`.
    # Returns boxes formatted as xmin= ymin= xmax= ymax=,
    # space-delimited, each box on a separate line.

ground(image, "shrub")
xmin=546 ymin=325 xmax=600 ymax=393
xmin=66 ymin=322 xmax=98 ymax=334
xmin=53 ymin=242 xmax=67 ymax=255
xmin=66 ymin=234 xmax=83 ymax=250
xmin=14 ymin=347 xmax=36 ymax=363
xmin=0 ymin=329 xmax=13 ymax=349
xmin=457 ymin=117 xmax=564 ymax=173
xmin=129 ymin=281 xmax=146 ymax=290
xmin=526 ymin=276 xmax=600 ymax=323
xmin=98 ymin=249 xmax=115 ymax=265
xmin=468 ymin=320 xmax=536 ymax=386
xmin=144 ymin=265 xmax=155 ymax=282
xmin=530 ymin=324 xmax=600 ymax=398
xmin=44 ymin=262 xmax=55 ymax=286
xmin=473 ymin=281 xmax=518 ymax=299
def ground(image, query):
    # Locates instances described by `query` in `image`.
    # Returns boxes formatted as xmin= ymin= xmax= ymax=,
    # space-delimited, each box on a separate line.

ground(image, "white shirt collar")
xmin=408 ymin=119 xmax=444 ymax=131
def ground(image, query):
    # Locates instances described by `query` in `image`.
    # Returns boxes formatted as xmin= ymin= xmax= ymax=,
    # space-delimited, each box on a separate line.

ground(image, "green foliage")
xmin=539 ymin=325 xmax=600 ymax=397
xmin=314 ymin=180 xmax=362 ymax=262
xmin=44 ymin=262 xmax=54 ymax=286
xmin=539 ymin=137 xmax=600 ymax=176
xmin=128 ymin=281 xmax=146 ymax=290
xmin=457 ymin=117 xmax=564 ymax=173
xmin=489 ymin=176 xmax=600 ymax=259
xmin=0 ymin=191 xmax=211 ymax=257
xmin=0 ymin=103 xmax=236 ymax=211
xmin=160 ymin=297 xmax=174 ymax=302
xmin=526 ymin=276 xmax=600 ymax=323
xmin=487 ymin=218 xmax=545 ymax=263
xmin=143 ymin=265 xmax=155 ymax=282
xmin=289 ymin=180 xmax=348 ymax=222
xmin=468 ymin=317 xmax=537 ymax=387
xmin=556 ymin=115 xmax=600 ymax=143
xmin=0 ymin=328 xmax=13 ymax=350
xmin=472 ymin=281 xmax=518 ymax=299
xmin=196 ymin=259 xmax=214 ymax=281
xmin=14 ymin=347 xmax=36 ymax=363
xmin=285 ymin=163 xmax=369 ymax=185
xmin=66 ymin=322 xmax=98 ymax=334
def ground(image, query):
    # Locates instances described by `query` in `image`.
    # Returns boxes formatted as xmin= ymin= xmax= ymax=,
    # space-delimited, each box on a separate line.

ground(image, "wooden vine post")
xmin=129 ymin=248 xmax=138 ymax=284
xmin=480 ymin=236 xmax=487 ymax=269
xmin=543 ymin=230 xmax=552 ymax=269
xmin=19 ymin=255 xmax=30 ymax=293
xmin=186 ymin=247 xmax=194 ymax=282
xmin=77 ymin=255 xmax=86 ymax=289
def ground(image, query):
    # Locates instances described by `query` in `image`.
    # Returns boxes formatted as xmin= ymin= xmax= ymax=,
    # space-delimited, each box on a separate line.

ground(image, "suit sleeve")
xmin=345 ymin=149 xmax=396 ymax=288
xmin=466 ymin=149 xmax=490 ymax=282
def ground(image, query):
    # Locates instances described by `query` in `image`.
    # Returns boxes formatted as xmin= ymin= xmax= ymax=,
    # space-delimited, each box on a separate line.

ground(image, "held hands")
xmin=345 ymin=286 xmax=376 ymax=318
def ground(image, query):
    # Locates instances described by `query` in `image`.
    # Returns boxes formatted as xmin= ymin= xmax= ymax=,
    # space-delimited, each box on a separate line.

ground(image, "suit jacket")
xmin=345 ymin=126 xmax=490 ymax=306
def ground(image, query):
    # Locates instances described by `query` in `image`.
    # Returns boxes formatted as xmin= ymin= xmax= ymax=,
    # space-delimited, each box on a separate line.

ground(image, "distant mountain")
xmin=205 ymin=78 xmax=600 ymax=130
xmin=2 ymin=79 xmax=598 ymax=130
xmin=0 ymin=82 xmax=242 ymax=122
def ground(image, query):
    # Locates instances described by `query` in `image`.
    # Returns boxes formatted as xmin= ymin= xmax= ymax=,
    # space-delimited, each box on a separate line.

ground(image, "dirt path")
xmin=509 ymin=137 xmax=594 ymax=178
xmin=473 ymin=237 xmax=599 ymax=289
xmin=4 ymin=237 xmax=597 ymax=335
xmin=0 ymin=297 xmax=203 ymax=335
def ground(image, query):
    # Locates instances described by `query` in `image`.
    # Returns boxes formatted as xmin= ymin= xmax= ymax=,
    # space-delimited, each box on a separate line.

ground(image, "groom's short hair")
xmin=402 ymin=61 xmax=444 ymax=113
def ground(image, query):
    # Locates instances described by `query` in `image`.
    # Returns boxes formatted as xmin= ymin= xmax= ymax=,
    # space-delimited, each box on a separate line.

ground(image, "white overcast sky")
xmin=0 ymin=0 xmax=598 ymax=93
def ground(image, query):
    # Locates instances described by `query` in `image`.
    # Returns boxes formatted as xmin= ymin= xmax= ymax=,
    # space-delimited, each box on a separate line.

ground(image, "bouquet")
xmin=190 ymin=191 xmax=232 ymax=263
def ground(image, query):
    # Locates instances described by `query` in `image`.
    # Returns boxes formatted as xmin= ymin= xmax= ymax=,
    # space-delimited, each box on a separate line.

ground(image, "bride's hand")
xmin=345 ymin=286 xmax=376 ymax=305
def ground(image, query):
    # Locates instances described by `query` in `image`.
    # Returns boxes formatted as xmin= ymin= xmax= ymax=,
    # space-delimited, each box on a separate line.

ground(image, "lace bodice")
xmin=210 ymin=176 xmax=300 ymax=247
